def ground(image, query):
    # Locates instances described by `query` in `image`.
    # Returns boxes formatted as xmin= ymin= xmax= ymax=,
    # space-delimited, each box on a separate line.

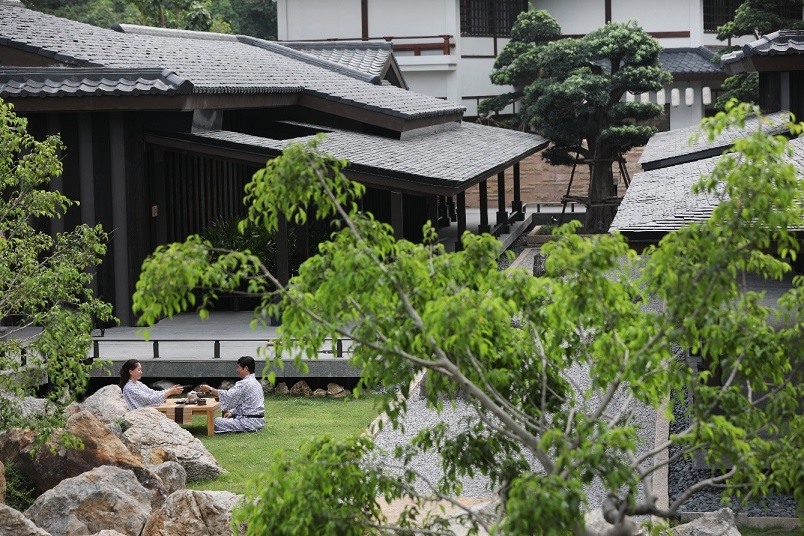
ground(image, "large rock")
xmin=80 ymin=385 xmax=128 ymax=423
xmin=90 ymin=531 xmax=128 ymax=536
xmin=143 ymin=490 xmax=243 ymax=536
xmin=672 ymin=509 xmax=740 ymax=536
xmin=0 ymin=504 xmax=50 ymax=535
xmin=146 ymin=461 xmax=186 ymax=496
xmin=0 ymin=410 xmax=166 ymax=505
xmin=121 ymin=408 xmax=223 ymax=482
xmin=289 ymin=380 xmax=312 ymax=397
xmin=0 ymin=459 xmax=6 ymax=504
xmin=275 ymin=382 xmax=289 ymax=395
xmin=25 ymin=465 xmax=152 ymax=536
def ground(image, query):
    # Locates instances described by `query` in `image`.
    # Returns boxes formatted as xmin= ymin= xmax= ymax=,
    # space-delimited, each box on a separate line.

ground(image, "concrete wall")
xmin=277 ymin=0 xmax=362 ymax=40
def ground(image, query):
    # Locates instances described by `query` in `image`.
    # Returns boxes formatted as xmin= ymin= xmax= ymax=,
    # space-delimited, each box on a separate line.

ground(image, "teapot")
xmin=187 ymin=391 xmax=198 ymax=404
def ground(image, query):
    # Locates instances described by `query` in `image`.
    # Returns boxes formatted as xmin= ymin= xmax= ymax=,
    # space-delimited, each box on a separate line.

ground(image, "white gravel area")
xmin=371 ymin=367 xmax=658 ymax=512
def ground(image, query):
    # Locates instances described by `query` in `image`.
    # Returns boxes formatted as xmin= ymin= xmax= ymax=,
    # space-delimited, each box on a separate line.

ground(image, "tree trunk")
xmin=584 ymin=143 xmax=618 ymax=233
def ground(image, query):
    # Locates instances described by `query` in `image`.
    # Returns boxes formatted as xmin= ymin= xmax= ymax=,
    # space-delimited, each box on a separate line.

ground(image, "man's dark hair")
xmin=237 ymin=355 xmax=256 ymax=374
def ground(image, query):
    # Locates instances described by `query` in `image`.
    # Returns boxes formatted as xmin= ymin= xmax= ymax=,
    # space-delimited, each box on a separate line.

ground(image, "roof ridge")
xmin=112 ymin=23 xmax=239 ymax=42
xmin=283 ymin=40 xmax=393 ymax=51
xmin=238 ymin=37 xmax=382 ymax=85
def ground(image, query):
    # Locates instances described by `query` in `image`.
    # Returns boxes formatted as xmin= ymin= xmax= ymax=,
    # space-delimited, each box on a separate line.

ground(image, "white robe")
xmin=215 ymin=373 xmax=265 ymax=433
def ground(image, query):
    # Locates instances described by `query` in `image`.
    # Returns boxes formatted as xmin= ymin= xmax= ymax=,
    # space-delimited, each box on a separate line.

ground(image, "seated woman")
xmin=119 ymin=358 xmax=183 ymax=410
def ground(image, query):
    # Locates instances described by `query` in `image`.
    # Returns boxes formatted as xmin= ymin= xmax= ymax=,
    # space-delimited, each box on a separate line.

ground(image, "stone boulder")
xmin=79 ymin=385 xmax=128 ymax=423
xmin=313 ymin=388 xmax=327 ymax=397
xmin=0 ymin=504 xmax=50 ymax=536
xmin=259 ymin=379 xmax=274 ymax=395
xmin=25 ymin=465 xmax=152 ymax=536
xmin=672 ymin=509 xmax=740 ymax=536
xmin=275 ymin=382 xmax=289 ymax=395
xmin=326 ymin=382 xmax=345 ymax=396
xmin=0 ymin=410 xmax=166 ymax=505
xmin=146 ymin=461 xmax=186 ymax=496
xmin=90 ymin=531 xmax=128 ymax=536
xmin=143 ymin=489 xmax=243 ymax=536
xmin=0 ymin=459 xmax=6 ymax=504
xmin=289 ymin=380 xmax=312 ymax=397
xmin=121 ymin=408 xmax=223 ymax=482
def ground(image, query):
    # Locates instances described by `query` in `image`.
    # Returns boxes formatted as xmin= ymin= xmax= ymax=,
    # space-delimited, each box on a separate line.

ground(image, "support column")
xmin=511 ymin=162 xmax=524 ymax=221
xmin=109 ymin=113 xmax=130 ymax=326
xmin=426 ymin=195 xmax=439 ymax=231
xmin=478 ymin=180 xmax=490 ymax=234
xmin=496 ymin=170 xmax=509 ymax=233
xmin=455 ymin=191 xmax=466 ymax=252
xmin=390 ymin=190 xmax=404 ymax=240
xmin=78 ymin=113 xmax=98 ymax=295
xmin=47 ymin=114 xmax=65 ymax=237
xmin=448 ymin=196 xmax=457 ymax=222
xmin=293 ymin=222 xmax=309 ymax=276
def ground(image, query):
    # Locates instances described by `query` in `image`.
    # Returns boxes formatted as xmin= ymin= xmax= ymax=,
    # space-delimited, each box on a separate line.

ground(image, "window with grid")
xmin=460 ymin=0 xmax=529 ymax=37
xmin=704 ymin=0 xmax=803 ymax=33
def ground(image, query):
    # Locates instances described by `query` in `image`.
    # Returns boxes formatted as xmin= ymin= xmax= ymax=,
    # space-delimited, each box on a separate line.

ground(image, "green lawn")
xmin=183 ymin=395 xmax=383 ymax=494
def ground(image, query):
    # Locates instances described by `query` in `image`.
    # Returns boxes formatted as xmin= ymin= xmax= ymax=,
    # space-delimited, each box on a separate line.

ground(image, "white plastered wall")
xmin=277 ymin=0 xmax=362 ymax=40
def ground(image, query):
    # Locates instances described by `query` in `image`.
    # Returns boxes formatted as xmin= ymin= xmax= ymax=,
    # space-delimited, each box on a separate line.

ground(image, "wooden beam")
xmin=511 ymin=162 xmax=524 ymax=221
xmin=361 ymin=0 xmax=369 ymax=39
xmin=605 ymin=0 xmax=612 ymax=23
xmin=109 ymin=112 xmax=131 ymax=326
xmin=478 ymin=180 xmax=490 ymax=234
xmin=496 ymin=170 xmax=508 ymax=233
xmin=390 ymin=190 xmax=404 ymax=240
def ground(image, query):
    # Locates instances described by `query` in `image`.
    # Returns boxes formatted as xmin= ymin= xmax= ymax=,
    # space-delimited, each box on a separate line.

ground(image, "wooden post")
xmin=512 ymin=162 xmax=524 ymax=221
xmin=496 ymin=170 xmax=509 ymax=234
xmin=277 ymin=214 xmax=290 ymax=287
xmin=110 ymin=113 xmax=130 ymax=326
xmin=391 ymin=190 xmax=404 ymax=239
xmin=478 ymin=180 xmax=490 ymax=234
xmin=455 ymin=191 xmax=466 ymax=251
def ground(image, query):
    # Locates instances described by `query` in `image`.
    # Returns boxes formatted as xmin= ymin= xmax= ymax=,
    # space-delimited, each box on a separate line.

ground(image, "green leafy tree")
xmin=133 ymin=104 xmax=802 ymax=534
xmin=0 ymin=100 xmax=113 ymax=447
xmin=715 ymin=0 xmax=804 ymax=110
xmin=482 ymin=12 xmax=672 ymax=233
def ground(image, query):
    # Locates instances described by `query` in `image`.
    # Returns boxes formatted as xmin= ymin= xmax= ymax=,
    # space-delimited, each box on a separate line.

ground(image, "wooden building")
xmin=0 ymin=0 xmax=546 ymax=325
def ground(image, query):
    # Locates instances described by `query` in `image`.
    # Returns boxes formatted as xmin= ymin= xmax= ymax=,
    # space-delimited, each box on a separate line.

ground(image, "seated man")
xmin=199 ymin=355 xmax=264 ymax=434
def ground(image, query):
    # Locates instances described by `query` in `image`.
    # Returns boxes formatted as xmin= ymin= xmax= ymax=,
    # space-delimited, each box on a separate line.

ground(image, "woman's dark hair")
xmin=237 ymin=355 xmax=256 ymax=374
xmin=119 ymin=359 xmax=140 ymax=388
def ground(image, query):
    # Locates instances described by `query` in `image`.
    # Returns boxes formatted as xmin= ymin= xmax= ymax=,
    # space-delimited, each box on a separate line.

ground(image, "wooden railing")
xmin=89 ymin=337 xmax=353 ymax=361
xmin=281 ymin=35 xmax=454 ymax=56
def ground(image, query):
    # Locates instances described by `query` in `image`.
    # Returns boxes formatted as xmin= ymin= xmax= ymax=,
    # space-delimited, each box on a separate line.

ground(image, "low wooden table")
xmin=155 ymin=399 xmax=221 ymax=436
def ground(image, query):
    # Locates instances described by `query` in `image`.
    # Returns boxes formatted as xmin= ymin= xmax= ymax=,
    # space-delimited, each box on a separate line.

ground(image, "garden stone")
xmin=532 ymin=252 xmax=548 ymax=277
xmin=146 ymin=461 xmax=186 ymax=495
xmin=218 ymin=380 xmax=235 ymax=390
xmin=326 ymin=382 xmax=345 ymax=396
xmin=259 ymin=379 xmax=274 ymax=395
xmin=0 ymin=410 xmax=166 ymax=505
xmin=672 ymin=508 xmax=740 ymax=536
xmin=275 ymin=382 xmax=289 ymax=395
xmin=143 ymin=489 xmax=243 ymax=536
xmin=121 ymin=408 xmax=223 ymax=482
xmin=79 ymin=385 xmax=128 ymax=423
xmin=290 ymin=380 xmax=312 ymax=397
xmin=0 ymin=459 xmax=5 ymax=503
xmin=0 ymin=504 xmax=50 ymax=535
xmin=313 ymin=388 xmax=327 ymax=397
xmin=151 ymin=380 xmax=179 ymax=391
xmin=25 ymin=465 xmax=152 ymax=536
xmin=90 ymin=531 xmax=128 ymax=536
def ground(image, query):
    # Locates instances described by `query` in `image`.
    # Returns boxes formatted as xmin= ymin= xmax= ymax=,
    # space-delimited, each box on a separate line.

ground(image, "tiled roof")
xmin=189 ymin=122 xmax=548 ymax=190
xmin=659 ymin=47 xmax=723 ymax=75
xmin=721 ymin=29 xmax=804 ymax=64
xmin=639 ymin=111 xmax=790 ymax=170
xmin=0 ymin=2 xmax=463 ymax=120
xmin=612 ymin=135 xmax=804 ymax=233
xmin=281 ymin=42 xmax=392 ymax=78
xmin=0 ymin=67 xmax=192 ymax=97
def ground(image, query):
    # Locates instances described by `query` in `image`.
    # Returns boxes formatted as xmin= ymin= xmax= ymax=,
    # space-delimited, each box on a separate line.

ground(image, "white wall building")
xmin=276 ymin=1 xmax=780 ymax=129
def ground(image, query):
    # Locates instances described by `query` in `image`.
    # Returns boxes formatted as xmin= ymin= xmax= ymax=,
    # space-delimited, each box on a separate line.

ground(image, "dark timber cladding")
xmin=0 ymin=3 xmax=548 ymax=324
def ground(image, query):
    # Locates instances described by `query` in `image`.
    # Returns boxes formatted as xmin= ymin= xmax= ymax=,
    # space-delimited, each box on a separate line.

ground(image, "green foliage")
xmin=717 ymin=0 xmax=804 ymax=41
xmin=483 ymin=12 xmax=672 ymax=232
xmin=0 ymin=99 xmax=112 ymax=448
xmin=22 ymin=0 xmax=276 ymax=38
xmin=715 ymin=0 xmax=804 ymax=111
xmin=3 ymin=462 xmax=38 ymax=511
xmin=134 ymin=104 xmax=803 ymax=534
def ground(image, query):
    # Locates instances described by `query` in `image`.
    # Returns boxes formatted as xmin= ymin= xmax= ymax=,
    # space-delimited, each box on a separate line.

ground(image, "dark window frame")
xmin=460 ymin=0 xmax=530 ymax=37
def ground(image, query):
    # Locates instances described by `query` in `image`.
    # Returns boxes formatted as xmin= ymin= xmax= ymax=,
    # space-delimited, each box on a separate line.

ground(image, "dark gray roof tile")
xmin=613 ymin=135 xmax=804 ymax=233
xmin=722 ymin=29 xmax=804 ymax=63
xmin=660 ymin=47 xmax=723 ymax=75
xmin=191 ymin=122 xmax=548 ymax=189
xmin=0 ymin=4 xmax=461 ymax=120
xmin=0 ymin=67 xmax=193 ymax=97
xmin=639 ymin=111 xmax=790 ymax=170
